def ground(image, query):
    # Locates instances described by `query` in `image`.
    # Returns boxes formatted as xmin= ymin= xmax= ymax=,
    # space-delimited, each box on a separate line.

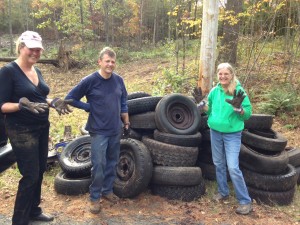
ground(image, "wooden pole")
xmin=198 ymin=0 xmax=219 ymax=95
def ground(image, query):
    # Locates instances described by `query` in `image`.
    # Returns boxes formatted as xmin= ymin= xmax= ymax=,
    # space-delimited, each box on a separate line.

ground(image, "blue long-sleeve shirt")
xmin=65 ymin=71 xmax=128 ymax=136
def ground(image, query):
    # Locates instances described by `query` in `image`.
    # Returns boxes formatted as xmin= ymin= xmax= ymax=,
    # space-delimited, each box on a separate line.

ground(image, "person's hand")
xmin=50 ymin=98 xmax=73 ymax=115
xmin=225 ymin=89 xmax=246 ymax=112
xmin=192 ymin=86 xmax=207 ymax=109
xmin=192 ymin=86 xmax=205 ymax=103
xmin=19 ymin=97 xmax=49 ymax=114
xmin=122 ymin=123 xmax=131 ymax=138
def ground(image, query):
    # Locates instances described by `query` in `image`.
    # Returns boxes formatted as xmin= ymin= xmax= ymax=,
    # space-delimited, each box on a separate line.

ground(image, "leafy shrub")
xmin=257 ymin=85 xmax=300 ymax=116
xmin=152 ymin=67 xmax=197 ymax=96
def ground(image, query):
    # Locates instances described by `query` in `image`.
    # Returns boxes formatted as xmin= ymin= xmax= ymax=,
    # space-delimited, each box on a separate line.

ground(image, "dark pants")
xmin=6 ymin=121 xmax=49 ymax=225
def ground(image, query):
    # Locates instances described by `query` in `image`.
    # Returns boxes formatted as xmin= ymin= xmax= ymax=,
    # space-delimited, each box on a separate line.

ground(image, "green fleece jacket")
xmin=207 ymin=81 xmax=252 ymax=133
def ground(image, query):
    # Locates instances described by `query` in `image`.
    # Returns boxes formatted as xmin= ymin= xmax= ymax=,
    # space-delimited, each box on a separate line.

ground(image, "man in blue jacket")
xmin=65 ymin=47 xmax=130 ymax=214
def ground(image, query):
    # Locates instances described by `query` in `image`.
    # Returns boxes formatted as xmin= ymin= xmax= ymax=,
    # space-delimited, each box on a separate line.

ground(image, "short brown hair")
xmin=99 ymin=47 xmax=116 ymax=60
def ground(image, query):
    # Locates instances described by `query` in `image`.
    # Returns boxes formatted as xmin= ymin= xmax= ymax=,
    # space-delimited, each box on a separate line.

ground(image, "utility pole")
xmin=198 ymin=0 xmax=219 ymax=95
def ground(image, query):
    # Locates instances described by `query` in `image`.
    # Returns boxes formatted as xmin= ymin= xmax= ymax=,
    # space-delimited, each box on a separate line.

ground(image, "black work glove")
xmin=122 ymin=124 xmax=131 ymax=138
xmin=50 ymin=98 xmax=73 ymax=115
xmin=225 ymin=89 xmax=246 ymax=112
xmin=192 ymin=86 xmax=205 ymax=103
xmin=192 ymin=86 xmax=207 ymax=109
xmin=19 ymin=97 xmax=49 ymax=114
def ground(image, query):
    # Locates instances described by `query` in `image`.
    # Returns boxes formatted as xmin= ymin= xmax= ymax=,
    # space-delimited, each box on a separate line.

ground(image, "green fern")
xmin=257 ymin=86 xmax=300 ymax=116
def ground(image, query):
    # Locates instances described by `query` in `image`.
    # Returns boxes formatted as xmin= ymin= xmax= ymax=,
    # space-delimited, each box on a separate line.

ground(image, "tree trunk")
xmin=79 ymin=0 xmax=85 ymax=53
xmin=152 ymin=0 xmax=158 ymax=45
xmin=8 ymin=0 xmax=13 ymax=56
xmin=198 ymin=0 xmax=219 ymax=94
xmin=218 ymin=0 xmax=243 ymax=66
xmin=103 ymin=2 xmax=109 ymax=45
xmin=138 ymin=0 xmax=144 ymax=48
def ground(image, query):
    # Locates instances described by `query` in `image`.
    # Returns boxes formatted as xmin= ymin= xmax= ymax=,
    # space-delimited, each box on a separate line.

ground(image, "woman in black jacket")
xmin=0 ymin=31 xmax=72 ymax=225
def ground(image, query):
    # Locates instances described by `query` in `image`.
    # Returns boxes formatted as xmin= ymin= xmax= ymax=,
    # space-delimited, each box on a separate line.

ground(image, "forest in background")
xmin=0 ymin=0 xmax=299 ymax=127
xmin=0 ymin=0 xmax=299 ymax=55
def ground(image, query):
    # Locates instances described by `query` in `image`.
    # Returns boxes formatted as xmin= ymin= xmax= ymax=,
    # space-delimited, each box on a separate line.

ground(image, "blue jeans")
xmin=210 ymin=129 xmax=251 ymax=205
xmin=89 ymin=132 xmax=121 ymax=201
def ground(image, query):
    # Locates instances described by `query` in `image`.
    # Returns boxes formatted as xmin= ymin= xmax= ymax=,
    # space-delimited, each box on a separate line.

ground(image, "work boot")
xmin=89 ymin=200 xmax=101 ymax=214
xmin=102 ymin=193 xmax=120 ymax=204
xmin=235 ymin=203 xmax=253 ymax=215
xmin=212 ymin=193 xmax=229 ymax=202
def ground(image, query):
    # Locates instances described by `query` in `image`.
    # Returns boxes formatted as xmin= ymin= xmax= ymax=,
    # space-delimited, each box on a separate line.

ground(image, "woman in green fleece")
xmin=199 ymin=63 xmax=253 ymax=215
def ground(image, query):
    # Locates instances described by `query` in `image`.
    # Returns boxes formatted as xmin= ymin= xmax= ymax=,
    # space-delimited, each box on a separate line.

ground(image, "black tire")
xmin=155 ymin=94 xmax=201 ymax=135
xmin=0 ymin=113 xmax=8 ymax=147
xmin=153 ymin=129 xmax=202 ymax=147
xmin=197 ymin=162 xmax=216 ymax=180
xmin=197 ymin=161 xmax=230 ymax=181
xmin=199 ymin=141 xmax=212 ymax=154
xmin=295 ymin=166 xmax=300 ymax=185
xmin=142 ymin=136 xmax=198 ymax=167
xmin=114 ymin=139 xmax=153 ymax=198
xmin=121 ymin=128 xmax=142 ymax=140
xmin=199 ymin=114 xmax=208 ymax=131
xmin=201 ymin=128 xmax=210 ymax=142
xmin=244 ymin=114 xmax=273 ymax=130
xmin=197 ymin=143 xmax=213 ymax=165
xmin=247 ymin=129 xmax=276 ymax=139
xmin=54 ymin=171 xmax=91 ymax=196
xmin=0 ymin=144 xmax=16 ymax=173
xmin=151 ymin=166 xmax=202 ymax=186
xmin=128 ymin=96 xmax=162 ymax=115
xmin=130 ymin=111 xmax=157 ymax=130
xmin=247 ymin=186 xmax=296 ymax=206
xmin=239 ymin=144 xmax=288 ymax=175
xmin=285 ymin=146 xmax=300 ymax=167
xmin=242 ymin=130 xmax=287 ymax=152
xmin=151 ymin=182 xmax=206 ymax=202
xmin=58 ymin=135 xmax=92 ymax=177
xmin=127 ymin=91 xmax=151 ymax=100
xmin=242 ymin=164 xmax=298 ymax=192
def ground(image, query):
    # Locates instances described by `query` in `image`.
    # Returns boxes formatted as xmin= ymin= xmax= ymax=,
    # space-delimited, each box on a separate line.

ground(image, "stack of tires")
xmin=54 ymin=92 xmax=206 ymax=202
xmin=54 ymin=135 xmax=93 ymax=196
xmin=53 ymin=92 xmax=158 ymax=197
xmin=140 ymin=93 xmax=206 ymax=202
xmin=54 ymin=135 xmax=153 ymax=198
xmin=240 ymin=114 xmax=299 ymax=206
xmin=197 ymin=114 xmax=299 ymax=206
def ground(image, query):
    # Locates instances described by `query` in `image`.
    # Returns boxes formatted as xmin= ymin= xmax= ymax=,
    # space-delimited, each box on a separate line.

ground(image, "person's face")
xmin=217 ymin=68 xmax=232 ymax=87
xmin=19 ymin=46 xmax=42 ymax=64
xmin=98 ymin=54 xmax=116 ymax=76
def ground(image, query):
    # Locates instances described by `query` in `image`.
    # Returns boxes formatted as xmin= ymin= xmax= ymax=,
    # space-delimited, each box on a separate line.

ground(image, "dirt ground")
xmin=0 ymin=59 xmax=300 ymax=225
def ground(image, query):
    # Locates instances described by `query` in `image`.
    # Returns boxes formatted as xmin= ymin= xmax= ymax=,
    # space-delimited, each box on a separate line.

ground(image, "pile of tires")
xmin=54 ymin=135 xmax=93 ymax=196
xmin=197 ymin=113 xmax=299 ymax=206
xmin=241 ymin=115 xmax=299 ymax=206
xmin=139 ymin=93 xmax=206 ymax=202
xmin=54 ymin=92 xmax=206 ymax=202
xmin=54 ymin=135 xmax=153 ymax=198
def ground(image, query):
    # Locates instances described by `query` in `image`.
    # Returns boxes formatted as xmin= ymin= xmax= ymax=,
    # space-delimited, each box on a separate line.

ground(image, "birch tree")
xmin=198 ymin=0 xmax=219 ymax=94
